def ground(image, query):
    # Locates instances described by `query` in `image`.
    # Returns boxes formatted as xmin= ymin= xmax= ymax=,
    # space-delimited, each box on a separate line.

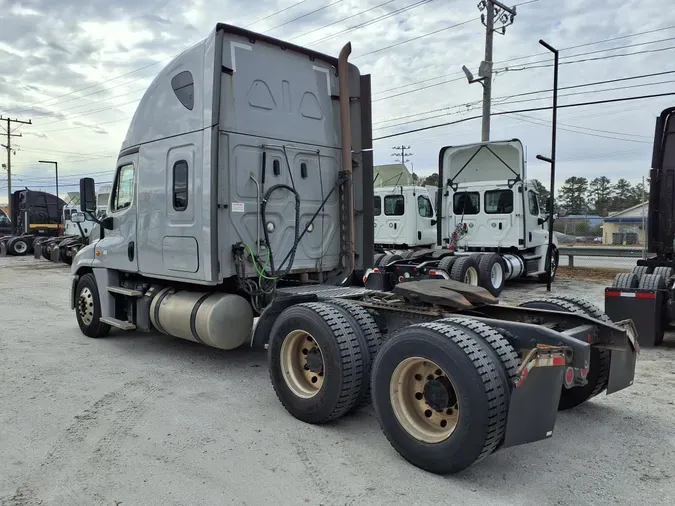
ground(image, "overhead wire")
xmin=372 ymin=92 xmax=675 ymax=140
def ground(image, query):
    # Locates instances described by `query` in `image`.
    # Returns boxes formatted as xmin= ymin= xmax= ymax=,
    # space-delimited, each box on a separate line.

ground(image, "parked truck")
xmin=605 ymin=105 xmax=675 ymax=347
xmin=70 ymin=23 xmax=638 ymax=475
xmin=0 ymin=189 xmax=65 ymax=256
xmin=372 ymin=140 xmax=559 ymax=296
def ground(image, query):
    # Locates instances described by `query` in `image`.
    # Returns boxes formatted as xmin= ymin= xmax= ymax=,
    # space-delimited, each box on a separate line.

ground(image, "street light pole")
xmin=535 ymin=39 xmax=560 ymax=292
xmin=39 ymin=160 xmax=59 ymax=222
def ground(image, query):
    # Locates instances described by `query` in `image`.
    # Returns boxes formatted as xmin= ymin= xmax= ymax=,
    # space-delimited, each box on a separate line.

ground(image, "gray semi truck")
xmin=70 ymin=23 xmax=638 ymax=474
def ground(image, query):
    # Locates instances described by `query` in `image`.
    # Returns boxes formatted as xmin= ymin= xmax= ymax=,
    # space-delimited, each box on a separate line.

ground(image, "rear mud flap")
xmin=50 ymin=245 xmax=61 ymax=263
xmin=606 ymin=318 xmax=639 ymax=395
xmin=501 ymin=350 xmax=566 ymax=449
xmin=34 ymin=243 xmax=42 ymax=259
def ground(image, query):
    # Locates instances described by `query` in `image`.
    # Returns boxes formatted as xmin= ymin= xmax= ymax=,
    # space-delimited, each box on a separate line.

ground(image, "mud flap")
xmin=501 ymin=349 xmax=566 ymax=449
xmin=50 ymin=245 xmax=61 ymax=263
xmin=0 ymin=241 xmax=7 ymax=257
xmin=34 ymin=242 xmax=42 ymax=259
xmin=606 ymin=319 xmax=639 ymax=394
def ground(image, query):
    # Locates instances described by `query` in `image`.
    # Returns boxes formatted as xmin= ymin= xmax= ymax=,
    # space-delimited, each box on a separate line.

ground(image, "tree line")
xmin=417 ymin=173 xmax=645 ymax=218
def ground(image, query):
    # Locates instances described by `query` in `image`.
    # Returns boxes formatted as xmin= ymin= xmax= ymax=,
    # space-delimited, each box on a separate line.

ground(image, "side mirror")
xmin=71 ymin=212 xmax=85 ymax=223
xmin=431 ymin=219 xmax=437 ymax=226
xmin=538 ymin=217 xmax=545 ymax=225
xmin=80 ymin=177 xmax=97 ymax=213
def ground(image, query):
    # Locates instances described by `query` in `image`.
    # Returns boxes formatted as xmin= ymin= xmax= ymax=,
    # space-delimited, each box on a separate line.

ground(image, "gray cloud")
xmin=0 ymin=0 xmax=669 ymax=192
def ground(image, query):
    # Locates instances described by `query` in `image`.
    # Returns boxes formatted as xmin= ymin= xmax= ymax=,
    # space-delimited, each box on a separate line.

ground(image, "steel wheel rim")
xmin=78 ymin=287 xmax=94 ymax=326
xmin=390 ymin=357 xmax=459 ymax=443
xmin=280 ymin=330 xmax=325 ymax=399
xmin=490 ymin=262 xmax=503 ymax=288
xmin=464 ymin=266 xmax=479 ymax=285
xmin=550 ymin=252 xmax=557 ymax=277
xmin=14 ymin=241 xmax=27 ymax=254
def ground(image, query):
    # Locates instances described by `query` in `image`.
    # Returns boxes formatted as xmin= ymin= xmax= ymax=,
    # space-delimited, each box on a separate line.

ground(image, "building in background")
xmin=602 ymin=202 xmax=648 ymax=245
xmin=373 ymin=163 xmax=414 ymax=187
xmin=554 ymin=214 xmax=603 ymax=237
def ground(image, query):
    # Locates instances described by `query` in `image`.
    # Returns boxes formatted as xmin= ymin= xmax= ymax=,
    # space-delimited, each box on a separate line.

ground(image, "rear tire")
xmin=639 ymin=273 xmax=666 ymax=290
xmin=632 ymin=265 xmax=651 ymax=280
xmin=518 ymin=297 xmax=610 ymax=410
xmin=477 ymin=253 xmax=506 ymax=296
xmin=437 ymin=255 xmax=457 ymax=274
xmin=652 ymin=266 xmax=673 ymax=280
xmin=612 ymin=272 xmax=639 ymax=289
xmin=322 ymin=298 xmax=383 ymax=410
xmin=371 ymin=322 xmax=508 ymax=474
xmin=75 ymin=273 xmax=111 ymax=338
xmin=450 ymin=256 xmax=479 ymax=285
xmin=268 ymin=302 xmax=364 ymax=424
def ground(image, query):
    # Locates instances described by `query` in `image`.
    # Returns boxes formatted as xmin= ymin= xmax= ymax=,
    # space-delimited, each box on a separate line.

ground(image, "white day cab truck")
xmin=71 ymin=23 xmax=638 ymax=475
xmin=372 ymin=140 xmax=558 ymax=297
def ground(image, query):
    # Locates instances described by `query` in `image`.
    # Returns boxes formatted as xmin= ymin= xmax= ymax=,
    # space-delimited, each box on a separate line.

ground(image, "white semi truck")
xmin=69 ymin=23 xmax=638 ymax=475
xmin=372 ymin=140 xmax=559 ymax=296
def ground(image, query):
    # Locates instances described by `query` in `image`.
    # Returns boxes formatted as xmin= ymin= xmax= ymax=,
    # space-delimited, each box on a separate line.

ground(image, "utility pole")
xmin=392 ymin=145 xmax=415 ymax=184
xmin=0 ymin=116 xmax=32 ymax=217
xmin=462 ymin=1 xmax=517 ymax=142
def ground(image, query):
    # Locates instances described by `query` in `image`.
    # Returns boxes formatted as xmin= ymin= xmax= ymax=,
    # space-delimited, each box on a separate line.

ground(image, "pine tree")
xmin=558 ymin=177 xmax=588 ymax=215
xmin=587 ymin=176 xmax=612 ymax=216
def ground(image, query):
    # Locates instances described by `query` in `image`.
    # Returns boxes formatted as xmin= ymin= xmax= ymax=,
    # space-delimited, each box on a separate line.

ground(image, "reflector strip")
xmin=606 ymin=290 xmax=657 ymax=299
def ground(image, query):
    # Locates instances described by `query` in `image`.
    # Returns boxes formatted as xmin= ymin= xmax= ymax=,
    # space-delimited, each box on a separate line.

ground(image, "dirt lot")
xmin=1 ymin=256 xmax=675 ymax=506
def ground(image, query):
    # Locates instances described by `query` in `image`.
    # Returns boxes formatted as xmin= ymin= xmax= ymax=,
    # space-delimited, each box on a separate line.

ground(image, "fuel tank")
xmin=150 ymin=288 xmax=254 ymax=350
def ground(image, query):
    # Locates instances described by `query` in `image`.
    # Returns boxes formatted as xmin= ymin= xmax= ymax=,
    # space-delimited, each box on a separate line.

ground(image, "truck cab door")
xmin=525 ymin=188 xmax=547 ymax=248
xmin=97 ymin=154 xmax=139 ymax=272
xmin=415 ymin=192 xmax=436 ymax=246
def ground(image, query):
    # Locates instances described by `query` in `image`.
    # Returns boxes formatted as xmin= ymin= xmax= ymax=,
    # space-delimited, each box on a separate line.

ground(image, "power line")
xmin=501 ymin=45 xmax=675 ymax=72
xmin=265 ymin=0 xmax=344 ymax=33
xmin=244 ymin=0 xmax=312 ymax=28
xmin=287 ymin=0 xmax=398 ymax=41
xmin=353 ymin=17 xmax=477 ymax=59
xmin=372 ymin=91 xmax=675 ymax=140
xmin=373 ymin=70 xmax=675 ymax=126
xmin=494 ymin=109 xmax=651 ymax=143
xmin=372 ymin=24 xmax=675 ymax=97
xmin=307 ymin=0 xmax=434 ymax=45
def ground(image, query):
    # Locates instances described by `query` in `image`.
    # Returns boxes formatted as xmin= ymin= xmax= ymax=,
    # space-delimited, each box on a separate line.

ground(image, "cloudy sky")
xmin=0 ymin=0 xmax=673 ymax=203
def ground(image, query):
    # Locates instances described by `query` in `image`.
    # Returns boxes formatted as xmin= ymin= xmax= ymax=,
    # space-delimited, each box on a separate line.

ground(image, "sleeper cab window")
xmin=485 ymin=189 xmax=513 ymax=214
xmin=453 ymin=191 xmax=480 ymax=215
xmin=173 ymin=160 xmax=189 ymax=211
xmin=171 ymin=71 xmax=194 ymax=110
xmin=374 ymin=196 xmax=381 ymax=216
xmin=384 ymin=195 xmax=405 ymax=216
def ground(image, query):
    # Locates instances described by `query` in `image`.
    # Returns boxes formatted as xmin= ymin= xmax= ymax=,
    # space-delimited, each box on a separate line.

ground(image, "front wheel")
xmin=75 ymin=273 xmax=111 ymax=338
xmin=538 ymin=246 xmax=558 ymax=283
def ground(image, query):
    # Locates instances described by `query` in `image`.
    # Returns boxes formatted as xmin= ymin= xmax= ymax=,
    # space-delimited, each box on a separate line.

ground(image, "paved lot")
xmin=1 ymin=256 xmax=675 ymax=506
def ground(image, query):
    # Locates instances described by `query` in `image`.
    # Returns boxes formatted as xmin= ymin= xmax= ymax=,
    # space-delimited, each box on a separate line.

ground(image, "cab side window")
xmin=374 ymin=196 xmax=381 ymax=216
xmin=417 ymin=195 xmax=433 ymax=218
xmin=528 ymin=190 xmax=540 ymax=216
xmin=111 ymin=163 xmax=135 ymax=212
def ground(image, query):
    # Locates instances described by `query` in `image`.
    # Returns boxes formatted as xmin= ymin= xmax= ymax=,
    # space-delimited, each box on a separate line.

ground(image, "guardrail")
xmin=558 ymin=246 xmax=644 ymax=267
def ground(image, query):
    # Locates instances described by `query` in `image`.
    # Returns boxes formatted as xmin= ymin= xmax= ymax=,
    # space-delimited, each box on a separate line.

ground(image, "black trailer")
xmin=0 ymin=189 xmax=65 ymax=256
xmin=605 ymin=106 xmax=675 ymax=347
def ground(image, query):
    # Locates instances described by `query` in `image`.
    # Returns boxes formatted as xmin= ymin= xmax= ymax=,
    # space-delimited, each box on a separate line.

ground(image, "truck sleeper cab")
xmin=69 ymin=23 xmax=638 ymax=476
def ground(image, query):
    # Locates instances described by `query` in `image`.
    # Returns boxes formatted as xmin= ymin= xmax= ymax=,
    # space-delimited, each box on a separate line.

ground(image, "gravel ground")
xmin=1 ymin=256 xmax=675 ymax=506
